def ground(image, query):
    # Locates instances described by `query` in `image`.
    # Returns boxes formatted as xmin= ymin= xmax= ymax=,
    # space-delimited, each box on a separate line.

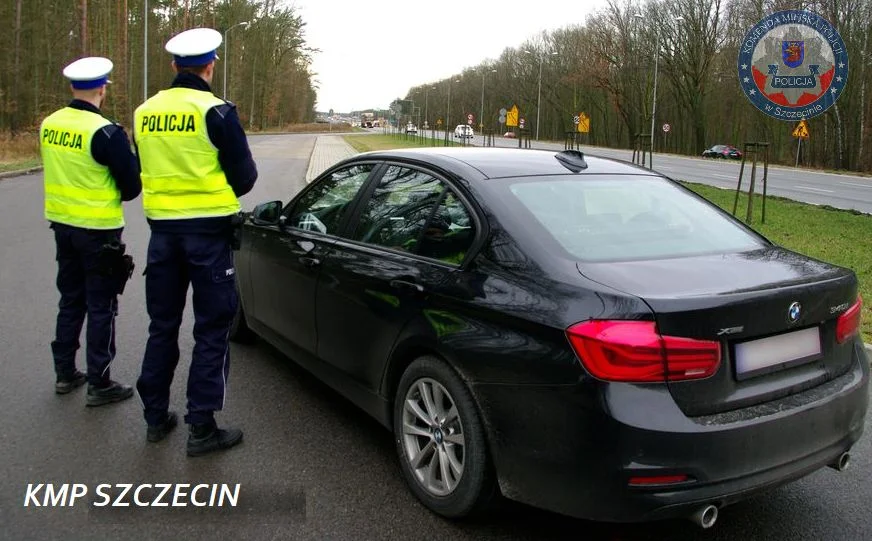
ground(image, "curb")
xmin=0 ymin=166 xmax=42 ymax=180
xmin=304 ymin=138 xmax=319 ymax=183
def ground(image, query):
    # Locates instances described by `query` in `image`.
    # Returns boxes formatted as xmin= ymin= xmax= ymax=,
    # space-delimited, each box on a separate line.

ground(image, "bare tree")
xmin=80 ymin=0 xmax=88 ymax=56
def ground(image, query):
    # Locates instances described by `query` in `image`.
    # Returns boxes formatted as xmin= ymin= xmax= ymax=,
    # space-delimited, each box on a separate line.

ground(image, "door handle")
xmin=390 ymin=279 xmax=424 ymax=293
xmin=299 ymin=256 xmax=320 ymax=268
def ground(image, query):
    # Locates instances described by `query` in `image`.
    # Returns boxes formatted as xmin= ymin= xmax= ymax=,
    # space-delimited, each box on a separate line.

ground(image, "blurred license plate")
xmin=734 ymin=327 xmax=821 ymax=380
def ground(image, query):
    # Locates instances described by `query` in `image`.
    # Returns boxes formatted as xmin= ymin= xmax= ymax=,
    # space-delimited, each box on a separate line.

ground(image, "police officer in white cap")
xmin=41 ymin=57 xmax=141 ymax=404
xmin=134 ymin=28 xmax=257 ymax=455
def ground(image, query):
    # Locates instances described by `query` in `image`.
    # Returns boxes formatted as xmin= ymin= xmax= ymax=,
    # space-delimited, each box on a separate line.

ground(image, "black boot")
xmin=187 ymin=422 xmax=243 ymax=457
xmin=56 ymin=370 xmax=87 ymax=394
xmin=86 ymin=380 xmax=134 ymax=407
xmin=147 ymin=411 xmax=179 ymax=443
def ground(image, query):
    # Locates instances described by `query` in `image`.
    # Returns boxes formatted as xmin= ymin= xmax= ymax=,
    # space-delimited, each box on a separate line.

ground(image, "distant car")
xmin=503 ymin=131 xmax=516 ymax=139
xmin=703 ymin=145 xmax=743 ymax=159
xmin=235 ymin=147 xmax=867 ymax=525
xmin=406 ymin=123 xmax=418 ymax=134
xmin=454 ymin=124 xmax=474 ymax=139
xmin=362 ymin=121 xmax=373 ymax=128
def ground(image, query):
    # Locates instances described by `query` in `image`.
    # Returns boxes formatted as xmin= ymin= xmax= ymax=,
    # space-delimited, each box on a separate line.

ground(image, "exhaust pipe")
xmin=828 ymin=452 xmax=850 ymax=472
xmin=689 ymin=504 xmax=718 ymax=529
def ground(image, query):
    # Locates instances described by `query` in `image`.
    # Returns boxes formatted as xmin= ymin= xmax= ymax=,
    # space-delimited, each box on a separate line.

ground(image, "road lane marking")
xmin=839 ymin=181 xmax=872 ymax=189
xmin=712 ymin=173 xmax=734 ymax=179
xmin=793 ymin=185 xmax=834 ymax=193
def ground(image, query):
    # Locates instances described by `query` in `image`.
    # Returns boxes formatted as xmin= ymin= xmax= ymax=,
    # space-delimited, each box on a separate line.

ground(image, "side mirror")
xmin=251 ymin=200 xmax=283 ymax=226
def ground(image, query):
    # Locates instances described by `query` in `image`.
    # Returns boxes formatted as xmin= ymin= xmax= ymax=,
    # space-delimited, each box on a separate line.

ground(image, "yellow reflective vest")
xmin=134 ymin=88 xmax=240 ymax=220
xmin=41 ymin=108 xmax=124 ymax=229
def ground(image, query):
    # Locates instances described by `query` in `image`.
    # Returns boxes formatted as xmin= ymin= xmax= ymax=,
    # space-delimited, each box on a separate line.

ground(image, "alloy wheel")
xmin=401 ymin=377 xmax=466 ymax=496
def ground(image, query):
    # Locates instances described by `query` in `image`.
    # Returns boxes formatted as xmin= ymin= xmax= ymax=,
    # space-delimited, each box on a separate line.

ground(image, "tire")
xmin=229 ymin=286 xmax=256 ymax=344
xmin=393 ymin=356 xmax=496 ymax=518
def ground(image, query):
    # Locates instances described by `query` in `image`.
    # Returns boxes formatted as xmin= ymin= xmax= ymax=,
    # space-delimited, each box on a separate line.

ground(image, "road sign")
xmin=573 ymin=115 xmax=580 ymax=125
xmin=436 ymin=118 xmax=443 ymax=127
xmin=519 ymin=118 xmax=526 ymax=129
xmin=499 ymin=115 xmax=506 ymax=124
xmin=792 ymin=119 xmax=810 ymax=139
xmin=467 ymin=113 xmax=474 ymax=125
xmin=577 ymin=112 xmax=590 ymax=133
xmin=662 ymin=123 xmax=671 ymax=133
xmin=506 ymin=105 xmax=519 ymax=127
xmin=499 ymin=108 xmax=507 ymax=116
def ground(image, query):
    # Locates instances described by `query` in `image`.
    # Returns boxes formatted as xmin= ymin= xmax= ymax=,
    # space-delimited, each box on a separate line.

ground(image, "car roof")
xmin=354 ymin=147 xmax=659 ymax=180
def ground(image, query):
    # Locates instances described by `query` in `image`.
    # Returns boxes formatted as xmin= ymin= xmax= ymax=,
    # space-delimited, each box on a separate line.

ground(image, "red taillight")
xmin=836 ymin=297 xmax=862 ymax=344
xmin=628 ymin=474 xmax=690 ymax=487
xmin=566 ymin=320 xmax=721 ymax=382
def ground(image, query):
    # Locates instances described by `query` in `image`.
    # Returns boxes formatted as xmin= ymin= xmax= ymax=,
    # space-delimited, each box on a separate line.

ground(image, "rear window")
xmin=503 ymin=175 xmax=764 ymax=261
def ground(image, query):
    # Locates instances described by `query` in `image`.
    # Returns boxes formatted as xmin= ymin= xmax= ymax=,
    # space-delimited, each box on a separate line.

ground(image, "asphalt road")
xmin=1 ymin=132 xmax=870 ymax=540
xmin=409 ymin=128 xmax=872 ymax=214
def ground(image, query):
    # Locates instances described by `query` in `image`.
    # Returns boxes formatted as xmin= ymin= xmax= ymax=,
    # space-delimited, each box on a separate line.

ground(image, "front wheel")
xmin=393 ymin=356 xmax=496 ymax=518
xmin=229 ymin=284 xmax=256 ymax=344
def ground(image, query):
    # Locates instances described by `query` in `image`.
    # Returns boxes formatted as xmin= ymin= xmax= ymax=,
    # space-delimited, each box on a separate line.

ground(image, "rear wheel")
xmin=393 ymin=356 xmax=496 ymax=518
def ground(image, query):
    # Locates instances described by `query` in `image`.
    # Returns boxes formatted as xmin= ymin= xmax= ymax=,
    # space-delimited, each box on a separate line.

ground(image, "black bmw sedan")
xmin=232 ymin=147 xmax=868 ymax=527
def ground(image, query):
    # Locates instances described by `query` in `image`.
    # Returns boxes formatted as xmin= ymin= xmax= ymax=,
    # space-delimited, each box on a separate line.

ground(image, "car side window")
xmin=288 ymin=164 xmax=374 ymax=235
xmin=416 ymin=190 xmax=476 ymax=265
xmin=351 ymin=166 xmax=444 ymax=253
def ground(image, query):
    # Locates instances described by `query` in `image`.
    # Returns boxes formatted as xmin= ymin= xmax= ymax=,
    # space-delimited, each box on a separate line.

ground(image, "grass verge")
xmin=684 ymin=183 xmax=872 ymax=342
xmin=0 ymin=157 xmax=41 ymax=173
xmin=0 ymin=132 xmax=40 ymax=173
xmin=343 ymin=133 xmax=461 ymax=153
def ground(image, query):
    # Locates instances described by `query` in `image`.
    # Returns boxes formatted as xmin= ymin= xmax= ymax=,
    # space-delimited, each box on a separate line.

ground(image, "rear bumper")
xmin=472 ymin=342 xmax=869 ymax=522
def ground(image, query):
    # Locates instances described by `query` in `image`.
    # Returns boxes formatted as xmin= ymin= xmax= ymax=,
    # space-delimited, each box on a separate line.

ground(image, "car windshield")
xmin=498 ymin=175 xmax=764 ymax=262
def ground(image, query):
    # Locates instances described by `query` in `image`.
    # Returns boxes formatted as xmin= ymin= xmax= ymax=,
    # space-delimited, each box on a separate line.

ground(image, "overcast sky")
xmin=289 ymin=0 xmax=610 ymax=113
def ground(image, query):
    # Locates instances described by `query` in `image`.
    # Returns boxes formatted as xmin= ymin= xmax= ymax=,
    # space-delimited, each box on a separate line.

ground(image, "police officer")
xmin=134 ymin=28 xmax=257 ymax=455
xmin=42 ymin=57 xmax=141 ymax=405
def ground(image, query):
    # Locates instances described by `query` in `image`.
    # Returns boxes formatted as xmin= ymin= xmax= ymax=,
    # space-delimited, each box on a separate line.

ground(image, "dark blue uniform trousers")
xmin=51 ymin=224 xmax=120 ymax=386
xmin=137 ymin=232 xmax=238 ymax=427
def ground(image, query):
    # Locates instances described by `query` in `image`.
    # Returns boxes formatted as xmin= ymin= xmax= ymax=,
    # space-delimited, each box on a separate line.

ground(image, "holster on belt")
xmin=98 ymin=242 xmax=135 ymax=295
xmin=229 ymin=212 xmax=246 ymax=251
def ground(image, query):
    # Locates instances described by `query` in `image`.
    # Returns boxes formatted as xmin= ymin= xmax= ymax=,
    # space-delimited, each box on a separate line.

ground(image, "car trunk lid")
xmin=577 ymin=247 xmax=859 ymax=416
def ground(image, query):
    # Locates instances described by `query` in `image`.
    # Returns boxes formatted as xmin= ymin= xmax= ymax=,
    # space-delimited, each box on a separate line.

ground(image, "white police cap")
xmin=165 ymin=28 xmax=222 ymax=67
xmin=62 ymin=57 xmax=113 ymax=90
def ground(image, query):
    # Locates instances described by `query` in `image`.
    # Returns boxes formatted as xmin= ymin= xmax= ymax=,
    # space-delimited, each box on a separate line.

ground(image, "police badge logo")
xmin=738 ymin=10 xmax=848 ymax=121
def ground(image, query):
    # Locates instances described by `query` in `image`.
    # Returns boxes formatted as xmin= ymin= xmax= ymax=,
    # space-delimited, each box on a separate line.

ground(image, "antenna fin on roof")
xmin=555 ymin=150 xmax=588 ymax=173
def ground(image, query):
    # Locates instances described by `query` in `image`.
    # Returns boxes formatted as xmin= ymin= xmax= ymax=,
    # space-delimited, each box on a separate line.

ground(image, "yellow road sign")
xmin=577 ymin=111 xmax=590 ymax=133
xmin=506 ymin=105 xmax=519 ymax=127
xmin=792 ymin=119 xmax=809 ymax=139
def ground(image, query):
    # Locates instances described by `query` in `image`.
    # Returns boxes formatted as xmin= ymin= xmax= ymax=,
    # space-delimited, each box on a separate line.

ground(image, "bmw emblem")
xmin=788 ymin=302 xmax=802 ymax=323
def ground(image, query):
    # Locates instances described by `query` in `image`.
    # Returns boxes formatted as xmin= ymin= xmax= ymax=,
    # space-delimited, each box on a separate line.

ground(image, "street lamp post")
xmin=524 ymin=49 xmax=558 ymax=140
xmin=649 ymin=33 xmax=660 ymax=168
xmin=635 ymin=14 xmax=683 ymax=168
xmin=478 ymin=68 xmax=497 ymax=137
xmin=223 ymin=21 xmax=250 ymax=100
xmin=446 ymin=78 xmax=459 ymax=133
xmin=447 ymin=80 xmax=451 ymax=133
xmin=426 ymin=86 xmax=435 ymax=132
